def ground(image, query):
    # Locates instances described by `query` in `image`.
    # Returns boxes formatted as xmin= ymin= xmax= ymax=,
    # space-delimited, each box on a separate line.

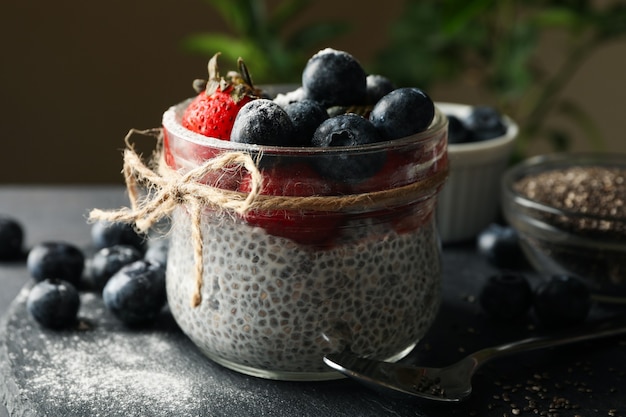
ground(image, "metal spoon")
xmin=324 ymin=318 xmax=626 ymax=402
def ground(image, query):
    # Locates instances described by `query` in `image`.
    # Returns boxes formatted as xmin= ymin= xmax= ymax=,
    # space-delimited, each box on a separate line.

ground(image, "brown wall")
xmin=1 ymin=1 xmax=624 ymax=184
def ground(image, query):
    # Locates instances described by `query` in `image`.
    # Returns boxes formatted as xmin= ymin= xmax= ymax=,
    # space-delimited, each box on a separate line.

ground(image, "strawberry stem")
xmin=238 ymin=57 xmax=254 ymax=89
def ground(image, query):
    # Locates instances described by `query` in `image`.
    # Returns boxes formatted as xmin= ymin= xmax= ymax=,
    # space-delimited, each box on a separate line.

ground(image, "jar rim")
xmin=162 ymin=98 xmax=448 ymax=156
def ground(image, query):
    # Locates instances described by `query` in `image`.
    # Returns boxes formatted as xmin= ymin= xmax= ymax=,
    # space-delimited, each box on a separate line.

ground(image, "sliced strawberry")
xmin=239 ymin=163 xmax=345 ymax=246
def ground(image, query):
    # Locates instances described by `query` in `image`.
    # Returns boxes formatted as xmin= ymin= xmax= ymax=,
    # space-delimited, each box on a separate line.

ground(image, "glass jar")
xmin=162 ymin=99 xmax=448 ymax=380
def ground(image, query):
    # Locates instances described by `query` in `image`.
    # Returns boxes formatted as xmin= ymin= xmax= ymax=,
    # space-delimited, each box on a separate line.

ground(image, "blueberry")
xmin=27 ymin=278 xmax=80 ymax=329
xmin=465 ymin=106 xmax=507 ymax=141
xmin=365 ymin=74 xmax=395 ymax=105
xmin=446 ymin=114 xmax=472 ymax=144
xmin=144 ymin=238 xmax=169 ymax=268
xmin=302 ymin=48 xmax=367 ymax=107
xmin=86 ymin=244 xmax=144 ymax=291
xmin=534 ymin=275 xmax=591 ymax=328
xmin=479 ymin=273 xmax=533 ymax=321
xmin=27 ymin=242 xmax=85 ymax=286
xmin=282 ymin=99 xmax=328 ymax=146
xmin=311 ymin=114 xmax=385 ymax=183
xmin=91 ymin=220 xmax=146 ymax=251
xmin=477 ymin=223 xmax=527 ymax=269
xmin=103 ymin=260 xmax=166 ymax=326
xmin=369 ymin=87 xmax=435 ymax=140
xmin=230 ymin=99 xmax=295 ymax=146
xmin=0 ymin=216 xmax=24 ymax=260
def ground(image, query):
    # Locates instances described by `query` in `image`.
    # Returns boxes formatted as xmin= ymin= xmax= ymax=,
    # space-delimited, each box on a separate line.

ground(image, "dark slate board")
xmin=2 ymin=245 xmax=626 ymax=417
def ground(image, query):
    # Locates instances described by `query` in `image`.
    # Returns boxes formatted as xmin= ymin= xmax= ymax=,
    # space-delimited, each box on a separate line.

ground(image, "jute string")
xmin=89 ymin=128 xmax=448 ymax=308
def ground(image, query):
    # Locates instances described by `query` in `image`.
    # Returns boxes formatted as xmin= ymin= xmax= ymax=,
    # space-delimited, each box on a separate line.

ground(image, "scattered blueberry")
xmin=230 ymin=99 xmax=295 ymax=146
xmin=477 ymin=223 xmax=527 ymax=269
xmin=365 ymin=74 xmax=395 ymax=104
xmin=91 ymin=220 xmax=146 ymax=251
xmin=302 ymin=48 xmax=367 ymax=107
xmin=446 ymin=114 xmax=472 ymax=144
xmin=26 ymin=242 xmax=85 ymax=286
xmin=369 ymin=87 xmax=435 ymax=140
xmin=311 ymin=114 xmax=385 ymax=182
xmin=86 ymin=245 xmax=144 ymax=291
xmin=479 ymin=273 xmax=533 ymax=321
xmin=465 ymin=106 xmax=507 ymax=141
xmin=0 ymin=216 xmax=24 ymax=260
xmin=103 ymin=260 xmax=166 ymax=326
xmin=282 ymin=99 xmax=329 ymax=146
xmin=533 ymin=275 xmax=591 ymax=328
xmin=27 ymin=278 xmax=80 ymax=329
xmin=144 ymin=238 xmax=169 ymax=268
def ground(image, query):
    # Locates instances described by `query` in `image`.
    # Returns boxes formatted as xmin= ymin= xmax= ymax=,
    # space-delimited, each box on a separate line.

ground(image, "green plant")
xmin=373 ymin=0 xmax=626 ymax=158
xmin=183 ymin=0 xmax=350 ymax=84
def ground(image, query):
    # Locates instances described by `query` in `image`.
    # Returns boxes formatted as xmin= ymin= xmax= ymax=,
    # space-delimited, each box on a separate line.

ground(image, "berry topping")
xmin=86 ymin=244 xmax=144 ymax=291
xmin=0 ymin=216 xmax=24 ymax=260
xmin=311 ymin=114 xmax=385 ymax=183
xmin=27 ymin=278 xmax=80 ymax=329
xmin=230 ymin=99 xmax=295 ymax=146
xmin=26 ymin=242 xmax=85 ymax=286
xmin=369 ymin=87 xmax=435 ymax=140
xmin=302 ymin=48 xmax=367 ymax=107
xmin=365 ymin=74 xmax=395 ymax=104
xmin=239 ymin=163 xmax=343 ymax=245
xmin=533 ymin=275 xmax=591 ymax=328
xmin=102 ymin=260 xmax=166 ymax=326
xmin=182 ymin=53 xmax=259 ymax=140
xmin=282 ymin=99 xmax=329 ymax=146
xmin=479 ymin=273 xmax=533 ymax=321
xmin=477 ymin=223 xmax=527 ymax=269
xmin=91 ymin=220 xmax=146 ymax=251
xmin=465 ymin=106 xmax=507 ymax=141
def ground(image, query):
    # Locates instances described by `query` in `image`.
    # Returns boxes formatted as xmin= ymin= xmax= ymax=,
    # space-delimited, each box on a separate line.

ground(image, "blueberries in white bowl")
xmin=446 ymin=106 xmax=508 ymax=144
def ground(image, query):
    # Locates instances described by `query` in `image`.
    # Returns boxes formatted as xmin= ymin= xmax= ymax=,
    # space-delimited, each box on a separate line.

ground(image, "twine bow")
xmin=89 ymin=128 xmax=264 ymax=307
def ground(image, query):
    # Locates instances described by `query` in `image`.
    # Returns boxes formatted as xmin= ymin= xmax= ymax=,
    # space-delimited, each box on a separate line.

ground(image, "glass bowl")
xmin=435 ymin=103 xmax=518 ymax=243
xmin=501 ymin=153 xmax=626 ymax=303
xmin=161 ymin=98 xmax=449 ymax=380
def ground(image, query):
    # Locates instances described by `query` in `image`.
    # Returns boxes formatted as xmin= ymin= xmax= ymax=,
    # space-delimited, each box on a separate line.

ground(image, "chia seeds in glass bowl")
xmin=502 ymin=153 xmax=626 ymax=303
xmin=161 ymin=99 xmax=449 ymax=380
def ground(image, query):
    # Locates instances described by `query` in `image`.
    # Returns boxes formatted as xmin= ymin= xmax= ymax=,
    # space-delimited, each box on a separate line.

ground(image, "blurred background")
xmin=1 ymin=0 xmax=625 ymax=184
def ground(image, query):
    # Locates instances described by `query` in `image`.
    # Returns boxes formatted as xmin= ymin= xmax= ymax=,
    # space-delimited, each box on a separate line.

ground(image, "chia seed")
xmin=513 ymin=166 xmax=626 ymax=291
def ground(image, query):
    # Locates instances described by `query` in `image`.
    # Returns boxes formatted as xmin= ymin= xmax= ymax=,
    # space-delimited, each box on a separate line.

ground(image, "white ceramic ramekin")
xmin=436 ymin=102 xmax=519 ymax=243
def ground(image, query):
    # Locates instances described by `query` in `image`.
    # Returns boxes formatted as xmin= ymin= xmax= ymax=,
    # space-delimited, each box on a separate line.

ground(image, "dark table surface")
xmin=1 ymin=186 xmax=625 ymax=417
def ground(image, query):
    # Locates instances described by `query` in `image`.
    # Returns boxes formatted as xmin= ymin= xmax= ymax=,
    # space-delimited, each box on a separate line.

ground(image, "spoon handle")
xmin=470 ymin=318 xmax=626 ymax=368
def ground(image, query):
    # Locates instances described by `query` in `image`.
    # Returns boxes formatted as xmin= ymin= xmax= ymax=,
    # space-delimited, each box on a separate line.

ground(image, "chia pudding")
xmin=162 ymin=98 xmax=448 ymax=380
xmin=166 ymin=205 xmax=442 ymax=378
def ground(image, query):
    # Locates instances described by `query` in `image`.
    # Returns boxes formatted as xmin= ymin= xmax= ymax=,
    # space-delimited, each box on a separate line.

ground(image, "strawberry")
xmin=238 ymin=163 xmax=345 ymax=246
xmin=182 ymin=53 xmax=259 ymax=140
